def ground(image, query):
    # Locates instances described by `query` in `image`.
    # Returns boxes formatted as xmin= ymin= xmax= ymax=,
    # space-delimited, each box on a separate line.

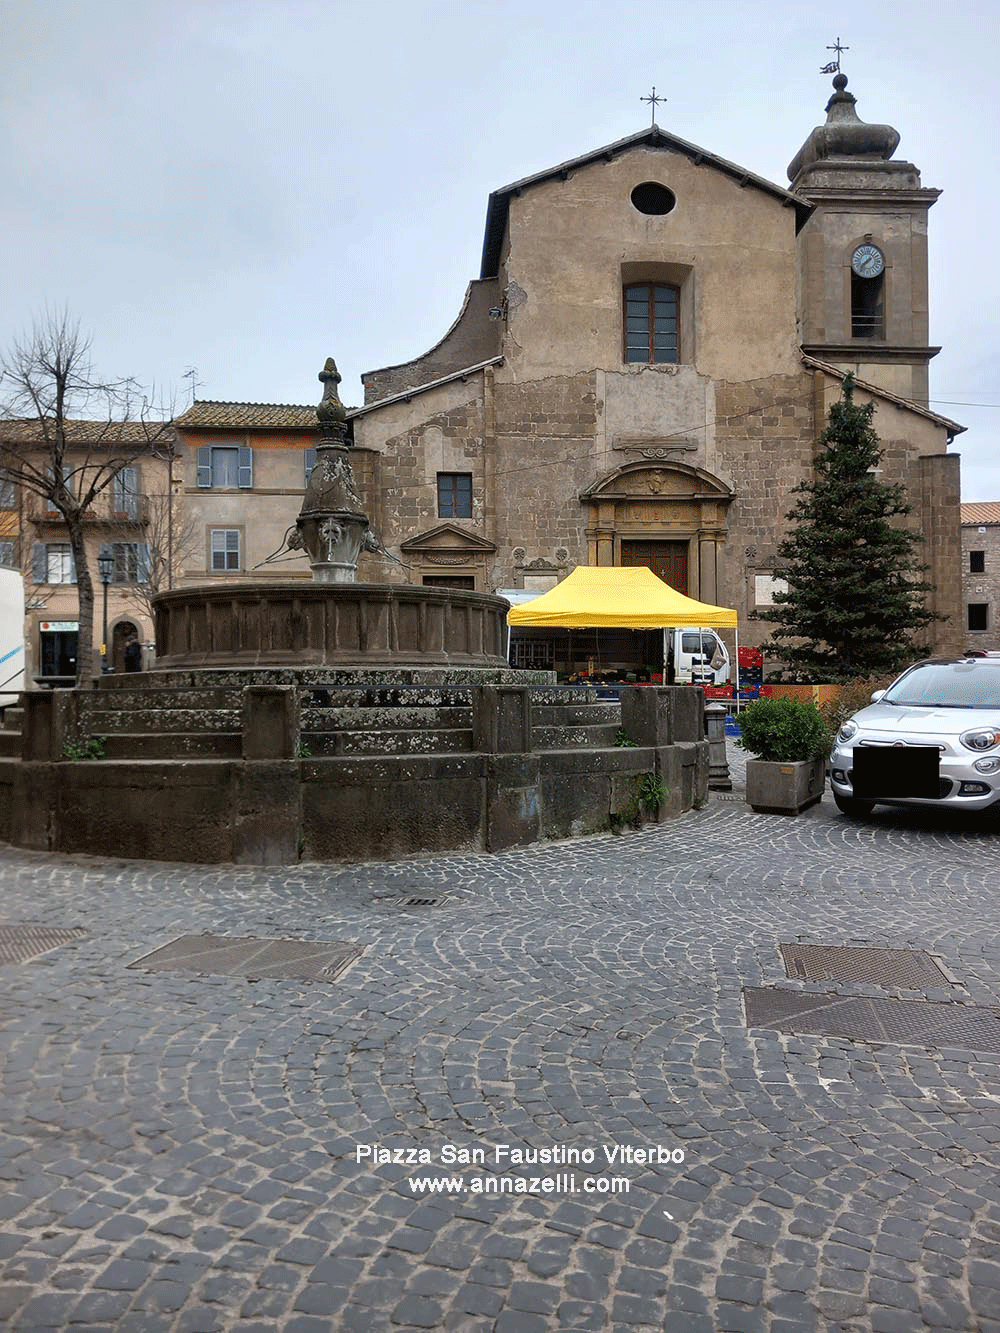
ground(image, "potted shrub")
xmin=735 ymin=696 xmax=831 ymax=815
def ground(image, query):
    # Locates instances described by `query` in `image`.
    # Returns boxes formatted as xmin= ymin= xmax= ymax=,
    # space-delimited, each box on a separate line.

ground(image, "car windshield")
xmin=881 ymin=663 xmax=1000 ymax=709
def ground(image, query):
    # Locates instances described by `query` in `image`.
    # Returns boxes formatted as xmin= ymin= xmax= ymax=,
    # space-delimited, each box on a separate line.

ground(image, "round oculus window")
xmin=630 ymin=182 xmax=676 ymax=215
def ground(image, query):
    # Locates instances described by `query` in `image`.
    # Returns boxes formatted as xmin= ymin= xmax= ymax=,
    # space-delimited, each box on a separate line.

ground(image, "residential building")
xmin=1 ymin=425 xmax=175 ymax=679
xmin=172 ymin=401 xmax=318 ymax=586
xmin=961 ymin=503 xmax=1000 ymax=646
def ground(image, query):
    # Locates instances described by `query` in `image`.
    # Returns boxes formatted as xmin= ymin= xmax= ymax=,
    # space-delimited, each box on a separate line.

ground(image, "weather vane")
xmin=640 ymin=86 xmax=665 ymax=127
xmin=821 ymin=37 xmax=848 ymax=75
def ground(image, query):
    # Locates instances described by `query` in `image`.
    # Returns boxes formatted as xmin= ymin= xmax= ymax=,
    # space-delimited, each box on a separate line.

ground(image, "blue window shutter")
xmin=68 ymin=548 xmax=77 ymax=584
xmin=121 ymin=466 xmax=139 ymax=517
xmin=304 ymin=448 xmax=317 ymax=485
xmin=197 ymin=447 xmax=212 ymax=488
xmin=238 ymin=446 xmax=253 ymax=489
xmin=32 ymin=543 xmax=47 ymax=583
xmin=137 ymin=543 xmax=151 ymax=583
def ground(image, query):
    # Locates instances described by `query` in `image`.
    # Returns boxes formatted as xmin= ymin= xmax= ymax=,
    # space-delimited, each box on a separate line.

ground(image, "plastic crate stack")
xmin=738 ymin=646 xmax=765 ymax=702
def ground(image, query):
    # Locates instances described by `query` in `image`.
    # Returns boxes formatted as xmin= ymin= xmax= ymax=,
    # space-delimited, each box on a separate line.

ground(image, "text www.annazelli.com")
xmin=409 ymin=1173 xmax=629 ymax=1196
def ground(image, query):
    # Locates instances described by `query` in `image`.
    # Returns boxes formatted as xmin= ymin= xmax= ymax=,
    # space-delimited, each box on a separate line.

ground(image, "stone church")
xmin=349 ymin=73 xmax=964 ymax=665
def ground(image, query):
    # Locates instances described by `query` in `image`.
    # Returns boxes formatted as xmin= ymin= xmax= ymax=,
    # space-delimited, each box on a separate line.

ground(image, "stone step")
xmin=302 ymin=728 xmax=474 ymax=757
xmin=304 ymin=686 xmax=476 ymax=709
xmin=101 ymin=732 xmax=242 ymax=760
xmin=77 ymin=707 xmax=239 ymax=734
xmin=532 ymin=703 xmax=621 ymax=726
xmin=0 ymin=706 xmax=24 ymax=732
xmin=532 ymin=723 xmax=624 ymax=750
xmin=86 ymin=688 xmax=244 ymax=710
xmin=301 ymin=705 xmax=471 ymax=732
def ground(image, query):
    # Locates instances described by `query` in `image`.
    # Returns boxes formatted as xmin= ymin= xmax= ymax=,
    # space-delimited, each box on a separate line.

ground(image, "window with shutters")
xmin=112 ymin=466 xmax=140 ymax=518
xmin=196 ymin=445 xmax=253 ymax=489
xmin=0 ymin=539 xmax=16 ymax=568
xmin=32 ymin=543 xmax=76 ymax=584
xmin=304 ymin=448 xmax=317 ymax=485
xmin=210 ymin=529 xmax=241 ymax=572
xmin=0 ymin=471 xmax=15 ymax=509
xmin=102 ymin=541 xmax=150 ymax=584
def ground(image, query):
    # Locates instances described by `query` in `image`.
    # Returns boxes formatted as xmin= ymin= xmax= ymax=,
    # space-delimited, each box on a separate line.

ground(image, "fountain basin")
xmin=152 ymin=582 xmax=511 ymax=670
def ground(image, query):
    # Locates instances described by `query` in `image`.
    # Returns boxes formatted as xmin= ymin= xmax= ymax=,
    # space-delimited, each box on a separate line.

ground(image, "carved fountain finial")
xmin=295 ymin=356 xmax=370 ymax=582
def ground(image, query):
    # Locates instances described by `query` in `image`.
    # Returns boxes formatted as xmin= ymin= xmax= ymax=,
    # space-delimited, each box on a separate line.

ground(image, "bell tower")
xmin=789 ymin=73 xmax=941 ymax=405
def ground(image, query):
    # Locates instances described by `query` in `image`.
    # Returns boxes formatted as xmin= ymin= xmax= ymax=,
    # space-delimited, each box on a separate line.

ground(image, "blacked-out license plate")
xmin=851 ymin=745 xmax=941 ymax=799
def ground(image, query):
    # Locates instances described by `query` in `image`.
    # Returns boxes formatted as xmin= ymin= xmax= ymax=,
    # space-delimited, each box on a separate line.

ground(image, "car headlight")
xmin=837 ymin=720 xmax=858 ymax=743
xmin=960 ymin=727 xmax=1000 ymax=752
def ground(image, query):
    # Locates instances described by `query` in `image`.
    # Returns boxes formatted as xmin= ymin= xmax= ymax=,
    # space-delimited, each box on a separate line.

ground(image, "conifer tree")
xmin=761 ymin=375 xmax=940 ymax=682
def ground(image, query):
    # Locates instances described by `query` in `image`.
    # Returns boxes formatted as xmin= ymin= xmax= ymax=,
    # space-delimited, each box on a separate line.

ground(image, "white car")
xmin=829 ymin=658 xmax=1000 ymax=817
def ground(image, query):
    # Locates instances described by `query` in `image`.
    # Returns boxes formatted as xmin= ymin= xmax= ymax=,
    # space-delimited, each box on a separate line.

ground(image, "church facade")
xmin=351 ymin=76 xmax=964 ymax=667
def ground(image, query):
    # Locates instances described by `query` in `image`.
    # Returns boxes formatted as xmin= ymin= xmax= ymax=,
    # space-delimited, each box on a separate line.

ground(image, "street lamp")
xmin=97 ymin=549 xmax=114 ymax=674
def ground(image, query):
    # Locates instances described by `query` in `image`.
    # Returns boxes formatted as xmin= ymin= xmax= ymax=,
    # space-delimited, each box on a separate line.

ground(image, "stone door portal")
xmin=621 ymin=540 xmax=689 ymax=594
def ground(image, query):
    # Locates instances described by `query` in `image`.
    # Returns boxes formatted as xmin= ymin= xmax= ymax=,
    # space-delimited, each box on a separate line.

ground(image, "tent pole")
xmin=662 ymin=627 xmax=667 ymax=683
xmin=734 ymin=625 xmax=740 ymax=708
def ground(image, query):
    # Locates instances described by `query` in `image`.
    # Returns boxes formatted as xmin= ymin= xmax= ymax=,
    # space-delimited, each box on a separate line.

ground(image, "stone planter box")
xmin=746 ymin=757 xmax=826 ymax=815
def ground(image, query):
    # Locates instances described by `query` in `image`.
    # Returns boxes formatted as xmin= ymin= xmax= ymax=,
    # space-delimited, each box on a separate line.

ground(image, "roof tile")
xmin=174 ymin=401 xmax=318 ymax=430
xmin=962 ymin=502 xmax=1000 ymax=526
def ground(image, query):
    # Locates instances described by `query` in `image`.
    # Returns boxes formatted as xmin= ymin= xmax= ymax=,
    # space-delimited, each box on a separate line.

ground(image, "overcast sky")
xmin=2 ymin=0 xmax=997 ymax=499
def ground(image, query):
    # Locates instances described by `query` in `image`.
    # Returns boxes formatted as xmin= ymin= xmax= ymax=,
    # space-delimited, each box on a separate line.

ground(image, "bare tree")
xmin=0 ymin=311 xmax=173 ymax=684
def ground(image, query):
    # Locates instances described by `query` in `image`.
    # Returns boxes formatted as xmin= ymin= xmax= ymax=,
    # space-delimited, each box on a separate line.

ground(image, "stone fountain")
xmin=152 ymin=358 xmax=510 ymax=672
xmin=1 ymin=356 xmax=708 ymax=866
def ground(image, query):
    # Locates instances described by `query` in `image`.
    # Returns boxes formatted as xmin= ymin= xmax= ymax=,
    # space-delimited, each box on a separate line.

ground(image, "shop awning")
xmin=505 ymin=566 xmax=737 ymax=629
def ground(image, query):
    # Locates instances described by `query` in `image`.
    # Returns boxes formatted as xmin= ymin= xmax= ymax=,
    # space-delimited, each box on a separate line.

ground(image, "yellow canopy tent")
xmin=505 ymin=565 xmax=738 ymax=681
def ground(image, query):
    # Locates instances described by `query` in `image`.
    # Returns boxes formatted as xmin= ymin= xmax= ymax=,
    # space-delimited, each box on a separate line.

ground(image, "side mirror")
xmin=870 ymin=690 xmax=885 ymax=703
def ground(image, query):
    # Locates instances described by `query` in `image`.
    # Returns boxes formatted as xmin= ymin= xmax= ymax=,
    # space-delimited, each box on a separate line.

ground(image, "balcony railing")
xmin=28 ymin=495 xmax=149 ymax=525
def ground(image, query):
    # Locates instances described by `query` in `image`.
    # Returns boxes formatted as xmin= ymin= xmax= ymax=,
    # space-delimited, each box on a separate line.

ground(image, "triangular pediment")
xmin=481 ymin=126 xmax=812 ymax=277
xmin=400 ymin=523 xmax=497 ymax=555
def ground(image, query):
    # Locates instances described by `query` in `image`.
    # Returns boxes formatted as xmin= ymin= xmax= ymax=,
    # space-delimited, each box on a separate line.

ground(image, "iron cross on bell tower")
xmin=821 ymin=37 xmax=849 ymax=74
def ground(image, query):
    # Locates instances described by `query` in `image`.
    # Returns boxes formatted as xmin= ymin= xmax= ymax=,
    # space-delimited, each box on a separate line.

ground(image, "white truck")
xmin=0 ymin=567 xmax=26 ymax=708
xmin=668 ymin=627 xmax=730 ymax=686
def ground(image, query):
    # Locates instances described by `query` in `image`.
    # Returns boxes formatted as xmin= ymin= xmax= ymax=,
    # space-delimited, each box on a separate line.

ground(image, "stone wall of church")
xmin=491 ymin=372 xmax=600 ymax=576
xmin=354 ymin=377 xmax=491 ymax=584
xmin=713 ymin=370 xmax=819 ymax=636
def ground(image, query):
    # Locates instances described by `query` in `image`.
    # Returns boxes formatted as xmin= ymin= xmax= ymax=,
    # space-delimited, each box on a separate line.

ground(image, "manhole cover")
xmin=128 ymin=934 xmax=364 ymax=983
xmin=0 ymin=925 xmax=88 ymax=965
xmin=780 ymin=944 xmax=958 ymax=988
xmin=744 ymin=987 xmax=1000 ymax=1053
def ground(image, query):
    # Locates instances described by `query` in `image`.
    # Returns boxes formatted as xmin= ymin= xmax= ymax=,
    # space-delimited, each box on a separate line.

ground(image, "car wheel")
xmin=833 ymin=792 xmax=876 ymax=818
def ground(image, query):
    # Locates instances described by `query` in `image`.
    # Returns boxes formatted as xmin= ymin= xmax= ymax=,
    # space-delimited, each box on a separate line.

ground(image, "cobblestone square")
xmin=1 ymin=747 xmax=999 ymax=1331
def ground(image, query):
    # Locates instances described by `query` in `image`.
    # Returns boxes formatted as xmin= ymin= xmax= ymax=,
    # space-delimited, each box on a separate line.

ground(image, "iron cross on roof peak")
xmin=640 ymin=86 xmax=665 ymax=127
xmin=820 ymin=37 xmax=849 ymax=74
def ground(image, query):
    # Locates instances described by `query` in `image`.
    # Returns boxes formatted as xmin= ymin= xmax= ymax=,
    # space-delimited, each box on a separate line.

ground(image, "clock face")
xmin=852 ymin=243 xmax=885 ymax=279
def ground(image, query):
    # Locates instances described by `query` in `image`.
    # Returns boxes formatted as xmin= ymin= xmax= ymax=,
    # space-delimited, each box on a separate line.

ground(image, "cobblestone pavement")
xmin=2 ymin=743 xmax=1000 ymax=1332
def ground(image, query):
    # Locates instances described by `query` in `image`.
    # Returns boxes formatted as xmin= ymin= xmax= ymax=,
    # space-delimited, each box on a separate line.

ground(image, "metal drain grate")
xmin=374 ymin=895 xmax=451 ymax=908
xmin=0 ymin=925 xmax=88 ymax=966
xmin=744 ymin=987 xmax=1000 ymax=1053
xmin=780 ymin=944 xmax=958 ymax=988
xmin=128 ymin=934 xmax=364 ymax=983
